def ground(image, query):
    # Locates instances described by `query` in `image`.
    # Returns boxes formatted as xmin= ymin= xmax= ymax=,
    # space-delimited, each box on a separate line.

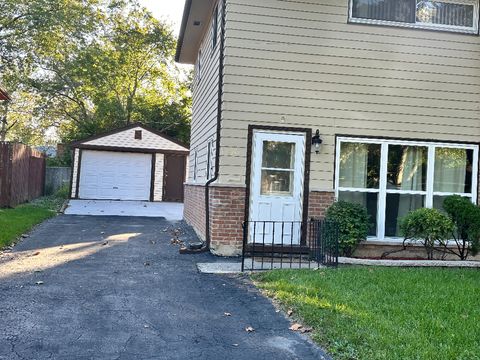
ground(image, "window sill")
xmin=348 ymin=18 xmax=479 ymax=35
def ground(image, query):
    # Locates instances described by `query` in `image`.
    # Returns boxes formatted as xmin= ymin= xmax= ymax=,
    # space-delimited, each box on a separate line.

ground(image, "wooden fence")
xmin=0 ymin=142 xmax=46 ymax=208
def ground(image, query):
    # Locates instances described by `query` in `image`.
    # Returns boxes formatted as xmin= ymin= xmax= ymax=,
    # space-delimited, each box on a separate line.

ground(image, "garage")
xmin=70 ymin=123 xmax=189 ymax=202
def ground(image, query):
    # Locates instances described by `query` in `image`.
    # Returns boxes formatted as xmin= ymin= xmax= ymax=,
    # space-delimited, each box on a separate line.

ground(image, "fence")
xmin=241 ymin=219 xmax=339 ymax=271
xmin=0 ymin=142 xmax=46 ymax=208
xmin=45 ymin=167 xmax=71 ymax=195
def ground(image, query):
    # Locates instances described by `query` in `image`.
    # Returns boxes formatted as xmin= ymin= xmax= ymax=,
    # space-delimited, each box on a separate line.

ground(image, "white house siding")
xmin=188 ymin=0 xmax=223 ymax=184
xmin=85 ymin=126 xmax=188 ymax=152
xmin=153 ymin=153 xmax=165 ymax=201
xmin=217 ymin=0 xmax=480 ymax=191
xmin=70 ymin=148 xmax=80 ymax=198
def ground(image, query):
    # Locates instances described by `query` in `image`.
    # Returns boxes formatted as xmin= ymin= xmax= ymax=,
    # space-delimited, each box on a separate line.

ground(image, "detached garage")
xmin=70 ymin=124 xmax=189 ymax=202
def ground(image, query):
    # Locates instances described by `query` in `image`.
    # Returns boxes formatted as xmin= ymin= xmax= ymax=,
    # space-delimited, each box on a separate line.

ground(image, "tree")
xmin=1 ymin=0 xmax=191 ymax=145
xmin=0 ymin=0 xmax=104 ymax=143
xmin=32 ymin=0 xmax=191 ymax=144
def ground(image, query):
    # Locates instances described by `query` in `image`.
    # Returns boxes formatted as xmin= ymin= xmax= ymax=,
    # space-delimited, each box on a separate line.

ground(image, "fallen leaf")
xmin=224 ymin=312 xmax=232 ymax=317
xmin=35 ymin=281 xmax=44 ymax=285
xmin=289 ymin=323 xmax=303 ymax=331
xmin=245 ymin=326 xmax=255 ymax=333
xmin=287 ymin=309 xmax=293 ymax=317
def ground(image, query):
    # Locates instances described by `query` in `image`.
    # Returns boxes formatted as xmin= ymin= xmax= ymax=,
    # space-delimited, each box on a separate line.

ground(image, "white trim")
xmin=349 ymin=0 xmax=479 ymax=34
xmin=335 ymin=136 xmax=479 ymax=241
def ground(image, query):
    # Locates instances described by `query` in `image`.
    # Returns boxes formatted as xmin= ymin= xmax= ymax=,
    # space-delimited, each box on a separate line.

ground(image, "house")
xmin=70 ymin=123 xmax=189 ymax=202
xmin=176 ymin=0 xmax=480 ymax=257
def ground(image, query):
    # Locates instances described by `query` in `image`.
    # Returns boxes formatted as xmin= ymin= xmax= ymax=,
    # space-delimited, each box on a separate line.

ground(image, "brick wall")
xmin=209 ymin=187 xmax=246 ymax=256
xmin=308 ymin=191 xmax=335 ymax=219
xmin=183 ymin=184 xmax=206 ymax=240
xmin=183 ymin=185 xmax=337 ymax=256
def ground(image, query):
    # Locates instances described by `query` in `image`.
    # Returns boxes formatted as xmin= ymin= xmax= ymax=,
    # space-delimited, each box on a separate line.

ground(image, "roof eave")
xmin=175 ymin=0 xmax=193 ymax=63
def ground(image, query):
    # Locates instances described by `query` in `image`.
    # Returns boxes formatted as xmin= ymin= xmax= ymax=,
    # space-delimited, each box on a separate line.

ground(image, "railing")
xmin=241 ymin=219 xmax=339 ymax=271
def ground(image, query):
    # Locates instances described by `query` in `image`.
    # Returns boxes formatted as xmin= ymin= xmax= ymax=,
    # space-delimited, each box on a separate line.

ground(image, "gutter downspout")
xmin=204 ymin=0 xmax=226 ymax=250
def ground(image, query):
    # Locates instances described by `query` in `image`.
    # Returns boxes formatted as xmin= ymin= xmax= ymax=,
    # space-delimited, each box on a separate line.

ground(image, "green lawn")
xmin=0 ymin=190 xmax=67 ymax=249
xmin=253 ymin=267 xmax=480 ymax=360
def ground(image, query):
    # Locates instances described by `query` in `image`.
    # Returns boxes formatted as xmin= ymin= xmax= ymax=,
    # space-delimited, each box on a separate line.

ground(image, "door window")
xmin=260 ymin=141 xmax=295 ymax=195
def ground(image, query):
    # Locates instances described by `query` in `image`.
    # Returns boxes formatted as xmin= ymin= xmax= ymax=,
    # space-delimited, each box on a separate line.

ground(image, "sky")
xmin=138 ymin=0 xmax=186 ymax=35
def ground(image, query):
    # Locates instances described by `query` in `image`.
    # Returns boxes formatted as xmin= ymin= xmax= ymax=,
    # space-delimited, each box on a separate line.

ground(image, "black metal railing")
xmin=241 ymin=219 xmax=339 ymax=271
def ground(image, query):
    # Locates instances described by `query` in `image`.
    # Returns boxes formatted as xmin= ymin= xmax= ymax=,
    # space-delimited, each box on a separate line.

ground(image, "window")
xmin=350 ymin=0 xmax=479 ymax=33
xmin=336 ymin=138 xmax=478 ymax=240
xmin=196 ymin=50 xmax=202 ymax=82
xmin=193 ymin=150 xmax=198 ymax=181
xmin=134 ymin=130 xmax=142 ymax=140
xmin=212 ymin=5 xmax=218 ymax=49
xmin=261 ymin=141 xmax=296 ymax=195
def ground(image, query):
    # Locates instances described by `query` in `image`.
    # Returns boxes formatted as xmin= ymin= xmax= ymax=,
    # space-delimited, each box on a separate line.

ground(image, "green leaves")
xmin=325 ymin=201 xmax=370 ymax=257
xmin=1 ymin=0 xmax=191 ymax=145
xmin=400 ymin=208 xmax=454 ymax=259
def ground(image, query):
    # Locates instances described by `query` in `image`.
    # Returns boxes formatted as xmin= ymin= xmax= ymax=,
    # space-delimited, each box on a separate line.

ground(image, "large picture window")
xmin=350 ymin=0 xmax=479 ymax=34
xmin=336 ymin=138 xmax=478 ymax=240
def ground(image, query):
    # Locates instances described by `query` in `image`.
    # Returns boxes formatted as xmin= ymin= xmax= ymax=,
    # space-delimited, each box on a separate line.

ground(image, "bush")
xmin=325 ymin=201 xmax=370 ymax=257
xmin=442 ymin=195 xmax=480 ymax=260
xmin=400 ymin=208 xmax=454 ymax=260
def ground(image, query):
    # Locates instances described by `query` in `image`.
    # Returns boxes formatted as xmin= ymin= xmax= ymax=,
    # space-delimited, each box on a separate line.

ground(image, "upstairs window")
xmin=350 ymin=0 xmax=479 ymax=33
xmin=212 ymin=5 xmax=218 ymax=49
xmin=196 ymin=50 xmax=202 ymax=83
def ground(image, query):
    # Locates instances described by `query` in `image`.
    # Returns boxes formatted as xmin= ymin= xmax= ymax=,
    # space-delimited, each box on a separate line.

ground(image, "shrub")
xmin=325 ymin=201 xmax=370 ymax=257
xmin=442 ymin=195 xmax=480 ymax=260
xmin=400 ymin=208 xmax=454 ymax=260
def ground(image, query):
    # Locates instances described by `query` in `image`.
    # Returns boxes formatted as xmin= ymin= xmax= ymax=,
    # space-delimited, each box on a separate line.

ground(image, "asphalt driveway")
xmin=0 ymin=215 xmax=328 ymax=360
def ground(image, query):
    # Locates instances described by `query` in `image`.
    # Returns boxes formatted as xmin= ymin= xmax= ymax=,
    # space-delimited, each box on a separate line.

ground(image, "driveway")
xmin=0 ymin=215 xmax=328 ymax=360
xmin=64 ymin=200 xmax=184 ymax=220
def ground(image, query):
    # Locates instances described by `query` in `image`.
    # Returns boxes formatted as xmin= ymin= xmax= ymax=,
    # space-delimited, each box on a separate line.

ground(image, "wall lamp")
xmin=312 ymin=129 xmax=322 ymax=154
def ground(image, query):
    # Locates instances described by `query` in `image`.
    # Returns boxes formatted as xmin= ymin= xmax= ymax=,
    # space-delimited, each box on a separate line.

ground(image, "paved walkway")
xmin=0 ymin=215 xmax=328 ymax=360
xmin=64 ymin=200 xmax=184 ymax=220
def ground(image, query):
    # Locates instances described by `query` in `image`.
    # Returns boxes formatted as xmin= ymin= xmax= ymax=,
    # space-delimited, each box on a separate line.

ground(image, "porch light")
xmin=312 ymin=130 xmax=322 ymax=154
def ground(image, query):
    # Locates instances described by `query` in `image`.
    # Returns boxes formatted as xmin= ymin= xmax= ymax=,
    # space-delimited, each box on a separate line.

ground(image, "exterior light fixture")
xmin=312 ymin=129 xmax=322 ymax=154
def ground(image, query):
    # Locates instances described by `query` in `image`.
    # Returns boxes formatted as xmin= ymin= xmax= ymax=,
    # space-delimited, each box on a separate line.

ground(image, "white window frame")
xmin=335 ymin=137 xmax=479 ymax=242
xmin=349 ymin=0 xmax=479 ymax=34
xmin=206 ymin=139 xmax=215 ymax=180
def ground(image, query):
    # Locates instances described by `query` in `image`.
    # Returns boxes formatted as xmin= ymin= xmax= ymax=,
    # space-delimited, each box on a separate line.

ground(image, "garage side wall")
xmin=153 ymin=153 xmax=164 ymax=201
xmin=70 ymin=148 xmax=80 ymax=198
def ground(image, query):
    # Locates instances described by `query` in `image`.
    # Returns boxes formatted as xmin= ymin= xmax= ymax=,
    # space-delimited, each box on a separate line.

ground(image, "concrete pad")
xmin=64 ymin=200 xmax=183 ymax=220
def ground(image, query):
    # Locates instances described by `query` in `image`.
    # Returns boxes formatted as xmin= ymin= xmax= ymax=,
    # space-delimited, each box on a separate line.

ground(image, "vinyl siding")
xmin=153 ymin=153 xmax=165 ymax=201
xmin=188 ymin=0 xmax=222 ymax=184
xmin=217 ymin=0 xmax=480 ymax=191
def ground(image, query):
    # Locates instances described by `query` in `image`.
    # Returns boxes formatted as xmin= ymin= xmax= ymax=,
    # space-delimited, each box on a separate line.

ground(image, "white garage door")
xmin=79 ymin=150 xmax=152 ymax=201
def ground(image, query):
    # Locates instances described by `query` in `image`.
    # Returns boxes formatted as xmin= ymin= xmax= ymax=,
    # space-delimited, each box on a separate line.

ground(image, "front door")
xmin=249 ymin=131 xmax=306 ymax=244
xmin=163 ymin=154 xmax=186 ymax=202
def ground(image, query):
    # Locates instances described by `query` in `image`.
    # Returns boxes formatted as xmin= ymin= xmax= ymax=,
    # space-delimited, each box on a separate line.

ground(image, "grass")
xmin=0 ymin=187 xmax=68 ymax=249
xmin=253 ymin=267 xmax=480 ymax=360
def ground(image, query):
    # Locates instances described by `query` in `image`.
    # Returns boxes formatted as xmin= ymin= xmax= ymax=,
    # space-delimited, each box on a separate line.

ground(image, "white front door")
xmin=79 ymin=150 xmax=152 ymax=201
xmin=249 ymin=131 xmax=306 ymax=244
